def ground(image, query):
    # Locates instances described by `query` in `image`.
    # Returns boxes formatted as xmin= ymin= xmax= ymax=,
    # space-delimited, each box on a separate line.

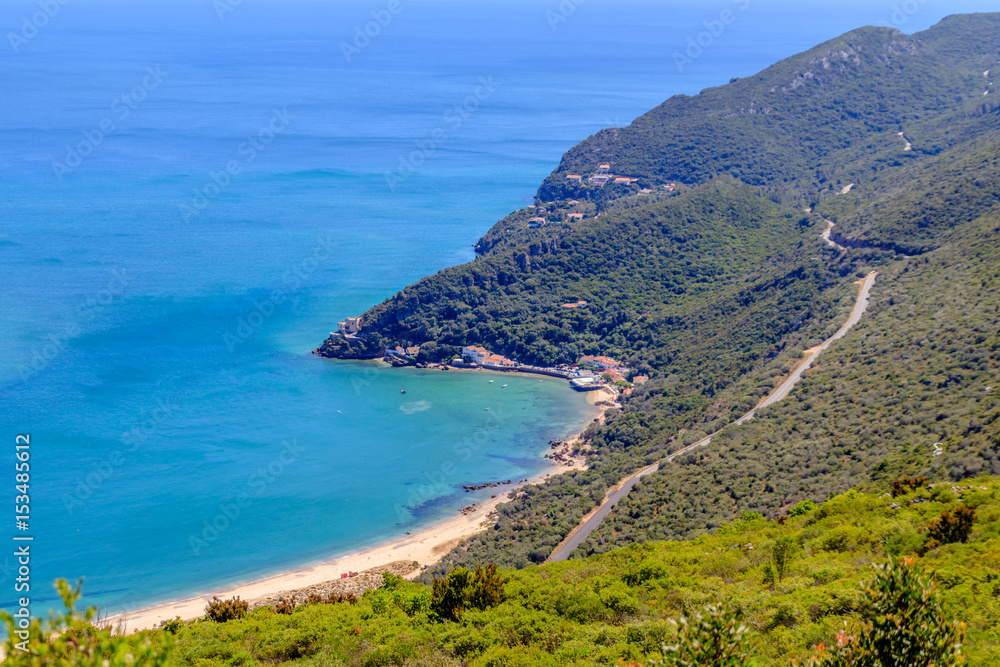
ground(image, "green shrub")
xmin=651 ymin=605 xmax=752 ymax=666
xmin=161 ymin=616 xmax=184 ymax=634
xmin=790 ymin=499 xmax=818 ymax=517
xmin=470 ymin=564 xmax=506 ymax=610
xmin=622 ymin=559 xmax=668 ymax=586
xmin=204 ymin=595 xmax=249 ymax=622
xmin=799 ymin=559 xmax=965 ymax=666
xmin=431 ymin=564 xmax=506 ymax=621
xmin=891 ymin=477 xmax=930 ymax=497
xmin=599 ymin=581 xmax=640 ymax=616
xmin=772 ymin=536 xmax=795 ymax=582
xmin=1 ymin=579 xmax=173 ymax=666
xmin=820 ymin=527 xmax=854 ymax=553
xmin=432 ymin=567 xmax=473 ymax=621
xmin=766 ymin=604 xmax=798 ymax=630
xmin=923 ymin=505 xmax=976 ymax=553
xmin=762 ymin=562 xmax=775 ymax=587
xmin=885 ymin=532 xmax=924 ymax=557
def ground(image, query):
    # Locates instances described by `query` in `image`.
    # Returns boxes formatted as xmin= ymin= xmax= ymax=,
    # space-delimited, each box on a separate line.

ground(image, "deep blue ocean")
xmin=0 ymin=0 xmax=989 ymax=615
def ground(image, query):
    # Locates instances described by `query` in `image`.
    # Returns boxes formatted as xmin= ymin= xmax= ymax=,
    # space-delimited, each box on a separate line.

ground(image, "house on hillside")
xmin=566 ymin=175 xmax=582 ymax=182
xmin=528 ymin=217 xmax=546 ymax=228
xmin=568 ymin=213 xmax=584 ymax=220
xmin=568 ymin=200 xmax=580 ymax=207
xmin=597 ymin=164 xmax=611 ymax=173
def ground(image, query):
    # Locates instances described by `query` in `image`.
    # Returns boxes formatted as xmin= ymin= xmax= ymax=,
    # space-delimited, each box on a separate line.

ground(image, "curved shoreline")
xmin=110 ymin=386 xmax=612 ymax=634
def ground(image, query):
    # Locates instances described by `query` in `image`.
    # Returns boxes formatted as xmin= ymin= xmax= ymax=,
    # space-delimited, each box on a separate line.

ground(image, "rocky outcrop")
xmin=313 ymin=333 xmax=384 ymax=360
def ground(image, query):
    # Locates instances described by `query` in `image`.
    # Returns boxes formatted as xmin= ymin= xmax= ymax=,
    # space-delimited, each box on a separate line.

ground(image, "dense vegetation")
xmin=321 ymin=13 xmax=1000 ymax=579
xmin=574 ymin=192 xmax=1000 ymax=558
xmin=9 ymin=478 xmax=998 ymax=664
xmin=12 ymin=12 xmax=1000 ymax=667
xmin=537 ymin=14 xmax=1000 ymax=207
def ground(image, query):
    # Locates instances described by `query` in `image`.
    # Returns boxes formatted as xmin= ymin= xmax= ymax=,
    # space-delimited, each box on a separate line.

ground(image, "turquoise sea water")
xmin=0 ymin=0 xmax=991 ymax=615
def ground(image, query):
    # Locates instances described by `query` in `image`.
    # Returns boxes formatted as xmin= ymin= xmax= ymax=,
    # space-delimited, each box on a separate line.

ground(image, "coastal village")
xmin=320 ymin=160 xmax=672 ymax=398
xmin=334 ymin=314 xmax=647 ymax=397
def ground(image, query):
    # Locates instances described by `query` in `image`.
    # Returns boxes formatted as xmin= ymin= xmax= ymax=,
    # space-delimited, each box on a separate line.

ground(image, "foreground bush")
xmin=800 ymin=558 xmax=965 ymax=666
xmin=431 ymin=564 xmax=506 ymax=621
xmin=1 ymin=579 xmax=172 ymax=666
xmin=652 ymin=605 xmax=751 ymax=667
xmin=203 ymin=595 xmax=248 ymax=623
xmin=10 ymin=480 xmax=995 ymax=665
xmin=923 ymin=505 xmax=976 ymax=553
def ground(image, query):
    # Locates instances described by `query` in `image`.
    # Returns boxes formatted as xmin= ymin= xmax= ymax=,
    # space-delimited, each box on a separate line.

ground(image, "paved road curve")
xmin=548 ymin=272 xmax=877 ymax=562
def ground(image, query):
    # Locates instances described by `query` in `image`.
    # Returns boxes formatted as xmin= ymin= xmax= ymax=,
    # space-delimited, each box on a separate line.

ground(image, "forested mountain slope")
xmin=317 ymin=14 xmax=1000 ymax=581
xmin=538 ymin=13 xmax=1000 ymax=205
xmin=579 ymin=191 xmax=1000 ymax=557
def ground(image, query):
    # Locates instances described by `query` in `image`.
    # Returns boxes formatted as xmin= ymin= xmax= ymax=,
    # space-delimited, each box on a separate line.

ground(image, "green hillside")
xmin=8 ymin=12 xmax=1000 ymax=667
xmin=11 ymin=477 xmax=999 ymax=665
xmin=578 ymin=200 xmax=1000 ymax=555
xmin=313 ymin=14 xmax=1000 ymax=580
xmin=537 ymin=14 xmax=1000 ymax=206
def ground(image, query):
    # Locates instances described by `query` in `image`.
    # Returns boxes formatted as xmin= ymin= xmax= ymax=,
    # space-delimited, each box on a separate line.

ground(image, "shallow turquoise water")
xmin=0 ymin=0 xmax=988 ymax=615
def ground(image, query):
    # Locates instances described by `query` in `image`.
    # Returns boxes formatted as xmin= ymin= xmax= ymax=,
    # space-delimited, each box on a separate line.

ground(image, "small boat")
xmin=401 ymin=389 xmax=406 ymax=394
xmin=502 ymin=384 xmax=507 ymax=388
xmin=489 ymin=380 xmax=494 ymax=383
xmin=485 ymin=407 xmax=490 ymax=411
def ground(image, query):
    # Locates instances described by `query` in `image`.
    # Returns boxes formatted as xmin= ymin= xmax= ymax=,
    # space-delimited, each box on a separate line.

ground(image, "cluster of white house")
xmin=461 ymin=345 xmax=517 ymax=368
xmin=571 ymin=355 xmax=648 ymax=391
xmin=563 ymin=164 xmax=638 ymax=188
xmin=387 ymin=344 xmax=421 ymax=358
xmin=333 ymin=316 xmax=652 ymax=390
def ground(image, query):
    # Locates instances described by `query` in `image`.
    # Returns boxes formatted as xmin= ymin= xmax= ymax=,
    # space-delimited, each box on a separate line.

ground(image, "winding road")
xmin=548 ymin=271 xmax=878 ymax=562
xmin=821 ymin=220 xmax=846 ymax=251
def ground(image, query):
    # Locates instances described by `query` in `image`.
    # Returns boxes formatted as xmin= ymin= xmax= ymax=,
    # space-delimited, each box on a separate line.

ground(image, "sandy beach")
xmin=111 ymin=384 xmax=615 ymax=634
